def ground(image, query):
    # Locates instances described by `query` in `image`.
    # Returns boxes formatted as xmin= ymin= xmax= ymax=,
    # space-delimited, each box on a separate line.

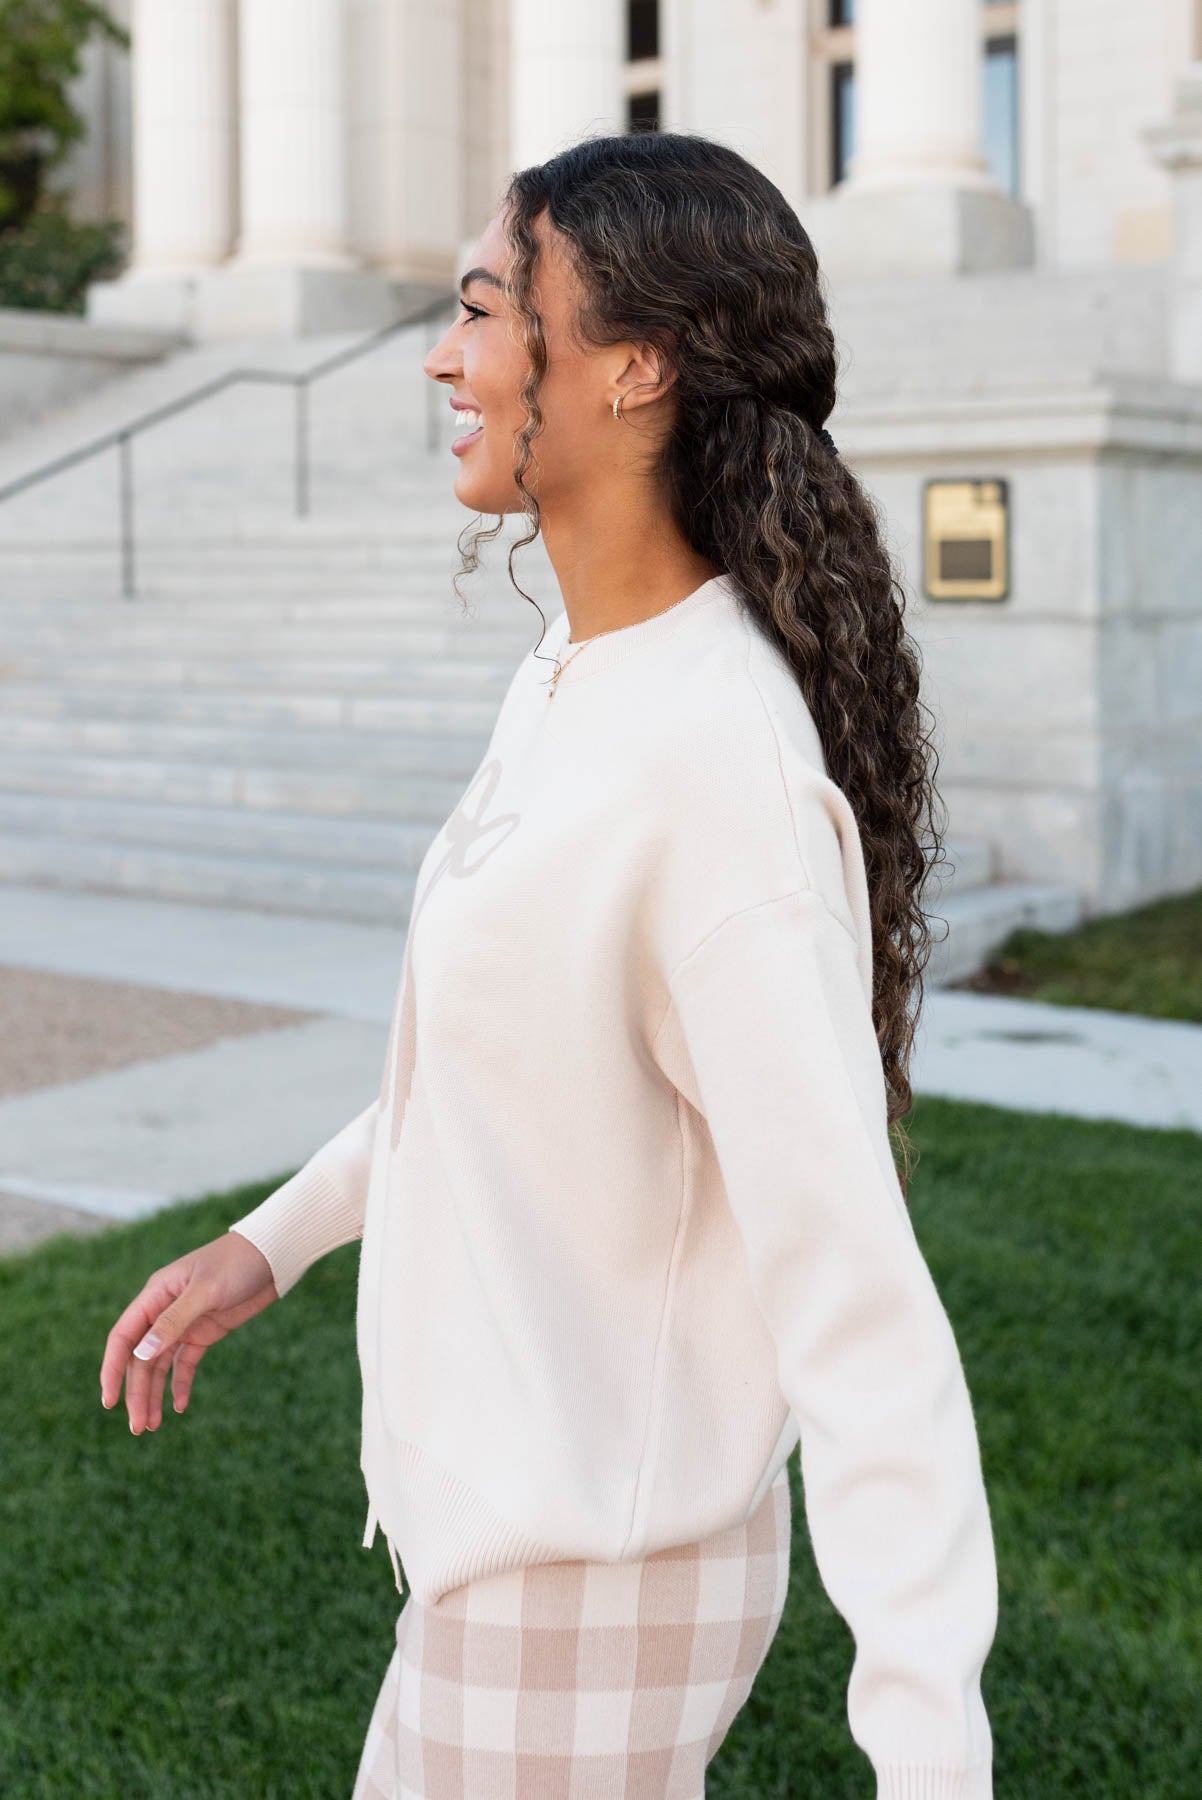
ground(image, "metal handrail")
xmin=0 ymin=288 xmax=459 ymax=597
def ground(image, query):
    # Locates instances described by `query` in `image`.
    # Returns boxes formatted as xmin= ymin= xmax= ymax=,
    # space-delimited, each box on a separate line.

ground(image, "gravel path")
xmin=0 ymin=964 xmax=318 ymax=1100
xmin=0 ymin=1189 xmax=116 ymax=1255
xmin=0 ymin=964 xmax=320 ymax=1254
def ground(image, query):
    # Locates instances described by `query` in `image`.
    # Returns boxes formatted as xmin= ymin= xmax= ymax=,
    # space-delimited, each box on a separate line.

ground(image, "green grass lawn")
xmin=2 ymin=1097 xmax=1199 ymax=1798
xmin=956 ymin=885 xmax=1202 ymax=1022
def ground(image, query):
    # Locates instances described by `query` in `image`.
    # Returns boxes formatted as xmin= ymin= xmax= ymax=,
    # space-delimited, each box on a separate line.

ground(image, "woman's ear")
xmin=611 ymin=345 xmax=677 ymax=414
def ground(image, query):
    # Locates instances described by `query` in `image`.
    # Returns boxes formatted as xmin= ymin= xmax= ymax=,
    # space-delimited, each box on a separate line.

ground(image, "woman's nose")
xmin=422 ymin=328 xmax=460 ymax=384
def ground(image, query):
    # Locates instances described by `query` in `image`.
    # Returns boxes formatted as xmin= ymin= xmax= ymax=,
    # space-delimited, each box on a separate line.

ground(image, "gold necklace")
xmin=545 ymin=589 xmax=706 ymax=700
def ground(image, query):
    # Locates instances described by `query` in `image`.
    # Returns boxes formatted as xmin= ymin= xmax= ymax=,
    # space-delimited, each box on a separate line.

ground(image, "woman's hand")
xmin=99 ymin=1231 xmax=279 ymax=1433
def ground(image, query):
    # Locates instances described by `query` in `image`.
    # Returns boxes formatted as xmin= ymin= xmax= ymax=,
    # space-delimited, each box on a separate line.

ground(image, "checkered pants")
xmin=351 ymin=1464 xmax=791 ymax=1800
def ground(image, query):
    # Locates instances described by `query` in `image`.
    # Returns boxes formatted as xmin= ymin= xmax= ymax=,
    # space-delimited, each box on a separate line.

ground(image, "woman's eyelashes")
xmin=459 ymin=301 xmax=488 ymax=324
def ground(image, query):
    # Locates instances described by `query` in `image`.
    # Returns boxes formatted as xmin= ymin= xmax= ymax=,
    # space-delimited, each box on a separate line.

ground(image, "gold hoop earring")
xmin=612 ymin=393 xmax=625 ymax=422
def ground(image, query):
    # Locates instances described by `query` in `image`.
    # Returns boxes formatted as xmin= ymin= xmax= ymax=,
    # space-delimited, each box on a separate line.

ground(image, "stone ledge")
xmin=0 ymin=306 xmax=185 ymax=362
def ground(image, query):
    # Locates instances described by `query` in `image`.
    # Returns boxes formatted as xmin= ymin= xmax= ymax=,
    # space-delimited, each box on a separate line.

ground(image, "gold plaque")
xmin=922 ymin=478 xmax=1010 ymax=601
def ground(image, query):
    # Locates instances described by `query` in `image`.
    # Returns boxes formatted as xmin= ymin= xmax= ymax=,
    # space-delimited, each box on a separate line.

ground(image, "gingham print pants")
xmin=351 ymin=1463 xmax=791 ymax=1800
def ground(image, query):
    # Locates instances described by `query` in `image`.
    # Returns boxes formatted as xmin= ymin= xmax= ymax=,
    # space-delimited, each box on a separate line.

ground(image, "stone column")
xmin=197 ymin=0 xmax=406 ymax=335
xmin=509 ymin=0 xmax=625 ymax=171
xmin=846 ymin=0 xmax=992 ymax=191
xmin=130 ymin=0 xmax=235 ymax=269
xmin=662 ymin=0 xmax=808 ymax=216
xmin=807 ymin=0 xmax=1034 ymax=277
xmin=85 ymin=0 xmax=235 ymax=329
xmin=1144 ymin=64 xmax=1202 ymax=381
xmin=232 ymin=0 xmax=354 ymax=269
xmin=346 ymin=0 xmax=464 ymax=289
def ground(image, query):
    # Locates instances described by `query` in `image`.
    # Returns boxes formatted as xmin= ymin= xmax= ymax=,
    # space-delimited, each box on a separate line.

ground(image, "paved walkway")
xmin=914 ymin=990 xmax=1202 ymax=1133
xmin=0 ymin=883 xmax=1197 ymax=1253
xmin=0 ymin=885 xmax=398 ymax=1248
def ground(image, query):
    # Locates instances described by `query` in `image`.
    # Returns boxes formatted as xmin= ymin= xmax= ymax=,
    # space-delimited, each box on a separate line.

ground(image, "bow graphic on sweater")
xmin=380 ymin=757 xmax=521 ymax=1148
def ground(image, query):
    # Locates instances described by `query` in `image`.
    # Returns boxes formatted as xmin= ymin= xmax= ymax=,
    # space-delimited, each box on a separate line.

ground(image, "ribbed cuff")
xmin=877 ymin=1763 xmax=992 ymax=1800
xmin=228 ymin=1160 xmax=360 ymax=1300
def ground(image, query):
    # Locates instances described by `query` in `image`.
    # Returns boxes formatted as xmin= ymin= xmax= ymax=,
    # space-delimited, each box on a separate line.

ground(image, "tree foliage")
xmin=0 ymin=203 xmax=124 ymax=310
xmin=0 ymin=0 xmax=129 ymax=228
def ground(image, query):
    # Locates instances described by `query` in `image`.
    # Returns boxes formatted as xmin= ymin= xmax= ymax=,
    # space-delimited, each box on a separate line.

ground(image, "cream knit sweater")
xmin=229 ymin=572 xmax=997 ymax=1799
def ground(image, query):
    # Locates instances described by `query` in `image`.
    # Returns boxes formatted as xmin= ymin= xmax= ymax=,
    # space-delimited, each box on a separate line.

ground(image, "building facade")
xmin=60 ymin=1 xmax=1202 ymax=916
xmin=65 ymin=0 xmax=1200 ymax=310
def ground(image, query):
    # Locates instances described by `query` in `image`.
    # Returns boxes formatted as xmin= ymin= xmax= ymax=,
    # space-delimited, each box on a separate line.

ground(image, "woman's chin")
xmin=451 ymin=468 xmax=485 ymax=509
xmin=452 ymin=469 xmax=516 ymax=516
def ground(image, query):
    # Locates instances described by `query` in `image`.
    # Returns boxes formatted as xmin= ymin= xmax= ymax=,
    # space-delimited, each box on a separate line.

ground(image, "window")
xmin=625 ymin=0 xmax=662 ymax=133
xmin=627 ymin=0 xmax=659 ymax=62
xmin=810 ymin=0 xmax=857 ymax=193
xmin=628 ymin=90 xmax=661 ymax=133
xmin=983 ymin=34 xmax=1019 ymax=196
xmin=831 ymin=62 xmax=856 ymax=184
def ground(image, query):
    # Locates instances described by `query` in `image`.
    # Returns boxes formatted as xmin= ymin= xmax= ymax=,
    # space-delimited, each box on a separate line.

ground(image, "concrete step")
xmin=0 ymin=828 xmax=419 ymax=925
xmin=0 ymin=616 xmax=546 ymax=655
xmin=0 ymin=791 xmax=438 ymax=870
xmin=928 ymin=837 xmax=993 ymax=898
xmin=0 ymin=750 xmax=470 ymax=820
xmin=0 ymin=830 xmax=1063 ymax=945
xmin=2 ymin=652 xmax=521 ymax=691
xmin=927 ymin=882 xmax=1082 ymax=986
xmin=0 ymin=559 xmax=536 ymax=591
xmin=0 ymin=776 xmax=1010 ymax=930
xmin=0 ymin=619 xmax=540 ymax=658
xmin=0 ymin=679 xmax=505 ymax=734
xmin=0 ymin=528 xmax=493 ymax=559
xmin=0 ymin=591 xmax=546 ymax=625
xmin=0 ymin=712 xmax=494 ymax=774
xmin=0 ymin=522 xmax=493 ymax=558
xmin=0 ymin=578 xmax=524 ymax=609
xmin=0 ymin=529 xmax=539 ymax=574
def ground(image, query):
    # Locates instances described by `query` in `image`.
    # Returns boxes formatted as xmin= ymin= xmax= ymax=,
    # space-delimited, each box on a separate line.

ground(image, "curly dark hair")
xmin=453 ymin=131 xmax=945 ymax=1182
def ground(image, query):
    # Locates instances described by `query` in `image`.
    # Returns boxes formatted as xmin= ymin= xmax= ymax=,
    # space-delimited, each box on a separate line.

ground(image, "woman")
xmin=100 ymin=133 xmax=997 ymax=1799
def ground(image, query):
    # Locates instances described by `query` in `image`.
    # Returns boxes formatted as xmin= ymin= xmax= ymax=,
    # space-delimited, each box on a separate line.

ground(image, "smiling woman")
xmin=102 ymin=130 xmax=997 ymax=1800
xmin=424 ymin=209 xmax=728 ymax=639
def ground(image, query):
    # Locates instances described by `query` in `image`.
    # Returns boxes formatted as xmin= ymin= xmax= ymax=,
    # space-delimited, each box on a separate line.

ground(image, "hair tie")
xmin=816 ymin=426 xmax=839 ymax=456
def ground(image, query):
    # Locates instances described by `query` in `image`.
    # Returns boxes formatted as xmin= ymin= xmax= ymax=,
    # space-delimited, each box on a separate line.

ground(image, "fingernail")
xmin=132 ymin=1331 xmax=162 ymax=1361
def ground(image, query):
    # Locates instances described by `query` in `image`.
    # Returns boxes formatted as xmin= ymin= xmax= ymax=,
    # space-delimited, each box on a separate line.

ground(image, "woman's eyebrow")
xmin=459 ymin=267 xmax=504 ymax=294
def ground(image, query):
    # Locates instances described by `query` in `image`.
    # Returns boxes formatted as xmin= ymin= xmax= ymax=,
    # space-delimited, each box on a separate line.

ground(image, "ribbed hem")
xmin=877 ymin=1761 xmax=992 ymax=1800
xmin=361 ymin=1413 xmax=571 ymax=1608
xmin=228 ymin=1160 xmax=359 ymax=1300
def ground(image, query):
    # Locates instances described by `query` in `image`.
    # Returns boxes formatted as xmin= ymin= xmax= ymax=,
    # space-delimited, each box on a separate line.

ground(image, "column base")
xmin=87 ymin=264 xmax=446 ymax=340
xmin=804 ymin=182 xmax=1036 ymax=279
xmin=86 ymin=268 xmax=201 ymax=336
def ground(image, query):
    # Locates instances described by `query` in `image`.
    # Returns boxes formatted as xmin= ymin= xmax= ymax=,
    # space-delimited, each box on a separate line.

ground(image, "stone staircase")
xmin=0 ymin=523 xmax=554 ymax=933
xmin=0 ymin=325 xmax=1078 ymax=980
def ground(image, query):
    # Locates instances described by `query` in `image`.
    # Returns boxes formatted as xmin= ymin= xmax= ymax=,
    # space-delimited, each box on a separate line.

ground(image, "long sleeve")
xmin=662 ymin=885 xmax=997 ymax=1800
xmin=227 ymin=1097 xmax=380 ymax=1300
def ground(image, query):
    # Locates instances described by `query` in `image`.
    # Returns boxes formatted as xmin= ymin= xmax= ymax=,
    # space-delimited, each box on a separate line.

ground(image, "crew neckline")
xmin=545 ymin=572 xmax=739 ymax=687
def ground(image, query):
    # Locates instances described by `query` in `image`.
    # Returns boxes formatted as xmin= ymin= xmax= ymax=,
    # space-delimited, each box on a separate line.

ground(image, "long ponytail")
xmin=454 ymin=132 xmax=944 ymax=1177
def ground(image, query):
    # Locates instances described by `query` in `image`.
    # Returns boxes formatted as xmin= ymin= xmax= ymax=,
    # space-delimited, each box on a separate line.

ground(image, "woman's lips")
xmin=451 ymin=410 xmax=484 ymax=456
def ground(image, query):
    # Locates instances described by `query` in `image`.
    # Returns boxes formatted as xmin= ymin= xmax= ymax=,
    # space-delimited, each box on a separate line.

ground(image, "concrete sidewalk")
xmin=0 ymin=884 xmax=1197 ymax=1253
xmin=0 ymin=884 xmax=401 ymax=1247
xmin=913 ymin=990 xmax=1202 ymax=1134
